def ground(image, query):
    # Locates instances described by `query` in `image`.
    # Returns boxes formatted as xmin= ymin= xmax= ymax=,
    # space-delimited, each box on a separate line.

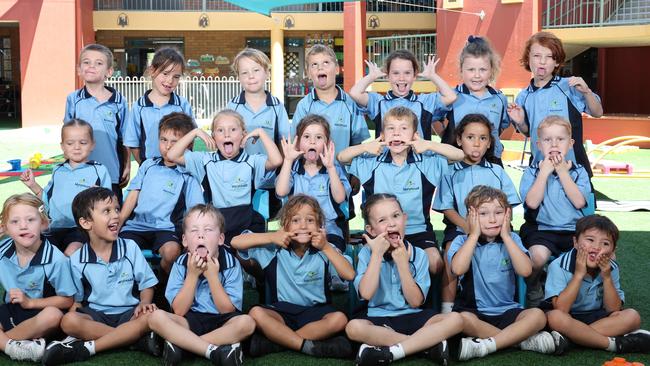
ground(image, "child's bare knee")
xmin=160 ymin=244 xmax=181 ymax=261
xmin=248 ymin=306 xmax=266 ymax=322
xmin=60 ymin=313 xmax=82 ymax=333
xmin=620 ymin=309 xmax=641 ymax=329
xmin=37 ymin=307 xmax=64 ymax=330
xmin=148 ymin=309 xmax=167 ymax=329
xmin=326 ymin=312 xmax=348 ymax=331
xmin=345 ymin=320 xmax=364 ymax=339
xmin=233 ymin=315 xmax=256 ymax=336
xmin=546 ymin=310 xmax=570 ymax=330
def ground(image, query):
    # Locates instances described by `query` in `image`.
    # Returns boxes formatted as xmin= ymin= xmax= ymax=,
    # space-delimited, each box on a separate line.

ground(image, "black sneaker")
xmin=423 ymin=340 xmax=449 ymax=365
xmin=208 ymin=343 xmax=243 ymax=366
xmin=355 ymin=344 xmax=392 ymax=365
xmin=248 ymin=333 xmax=282 ymax=357
xmin=162 ymin=340 xmax=184 ymax=366
xmin=616 ymin=330 xmax=650 ymax=353
xmin=132 ymin=331 xmax=162 ymax=357
xmin=311 ymin=336 xmax=352 ymax=359
xmin=41 ymin=340 xmax=90 ymax=366
xmin=551 ymin=331 xmax=569 ymax=355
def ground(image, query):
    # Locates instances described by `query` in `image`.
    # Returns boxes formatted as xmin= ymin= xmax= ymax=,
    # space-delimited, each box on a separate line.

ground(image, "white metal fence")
xmin=543 ymin=0 xmax=650 ymax=27
xmin=105 ymin=76 xmax=271 ymax=121
xmin=367 ymin=33 xmax=436 ymax=78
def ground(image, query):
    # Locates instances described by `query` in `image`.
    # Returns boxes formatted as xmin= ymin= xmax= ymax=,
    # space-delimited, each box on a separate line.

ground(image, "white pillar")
xmin=270 ymin=26 xmax=285 ymax=101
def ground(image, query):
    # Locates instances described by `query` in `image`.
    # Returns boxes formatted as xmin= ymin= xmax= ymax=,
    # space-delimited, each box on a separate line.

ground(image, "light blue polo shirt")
xmin=448 ymin=233 xmax=528 ymax=316
xmin=166 ymin=247 xmax=243 ymax=314
xmin=43 ymin=161 xmax=112 ymax=230
xmin=70 ymin=238 xmax=158 ymax=314
xmin=239 ymin=243 xmax=333 ymax=306
xmin=0 ymin=237 xmax=76 ymax=303
xmin=544 ymin=248 xmax=624 ymax=313
xmin=124 ymin=90 xmax=194 ymax=161
xmin=519 ymin=162 xmax=591 ymax=231
xmin=292 ymin=86 xmax=369 ymax=154
xmin=354 ymin=241 xmax=429 ymax=317
xmin=183 ymin=150 xmax=270 ymax=209
xmin=283 ymin=159 xmax=351 ymax=239
xmin=227 ymin=91 xmax=290 ymax=156
xmin=349 ymin=149 xmax=447 ymax=234
xmin=122 ymin=157 xmax=204 ymax=233
xmin=440 ymin=85 xmax=510 ymax=158
xmin=64 ymin=86 xmax=128 ymax=184
xmin=515 ymin=76 xmax=601 ymax=172
xmin=364 ymin=90 xmax=446 ymax=141
xmin=433 ymin=159 xmax=520 ymax=233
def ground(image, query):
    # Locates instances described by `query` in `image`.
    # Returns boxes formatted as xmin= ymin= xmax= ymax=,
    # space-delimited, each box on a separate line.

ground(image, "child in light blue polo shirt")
xmin=519 ymin=116 xmax=591 ymax=307
xmin=64 ymin=44 xmax=128 ymax=200
xmin=120 ymin=112 xmax=204 ymax=275
xmin=21 ymin=119 xmax=112 ymax=255
xmin=544 ymin=215 xmax=650 ymax=355
xmin=292 ymin=44 xmax=369 ymax=155
xmin=124 ymin=47 xmax=194 ymax=164
xmin=448 ymin=186 xmax=562 ymax=361
xmin=346 ymin=193 xmax=463 ymax=366
xmin=231 ymin=195 xmax=355 ymax=359
xmin=339 ymin=106 xmax=464 ymax=276
xmin=42 ymin=187 xmax=159 ymax=365
xmin=433 ymin=114 xmax=520 ymax=313
xmin=349 ymin=49 xmax=456 ymax=140
xmin=148 ymin=204 xmax=255 ymax=365
xmin=0 ymin=194 xmax=76 ymax=362
xmin=167 ymin=109 xmax=283 ymax=244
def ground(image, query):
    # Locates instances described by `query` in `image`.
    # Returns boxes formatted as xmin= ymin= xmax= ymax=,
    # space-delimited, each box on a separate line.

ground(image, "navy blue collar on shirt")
xmin=385 ymin=89 xmax=417 ymax=102
xmin=214 ymin=149 xmax=246 ymax=162
xmin=293 ymin=159 xmax=327 ymax=175
xmin=458 ymin=84 xmax=499 ymax=95
xmin=311 ymin=85 xmax=345 ymax=102
xmin=79 ymin=86 xmax=119 ymax=103
xmin=0 ymin=236 xmax=54 ymax=265
xmin=453 ymin=159 xmax=493 ymax=170
xmin=233 ymin=90 xmax=278 ymax=106
xmin=142 ymin=89 xmax=181 ymax=107
xmin=79 ymin=238 xmax=126 ymax=263
xmin=529 ymin=160 xmax=579 ymax=172
xmin=528 ymin=75 xmax=561 ymax=92
xmin=378 ymin=148 xmax=419 ymax=164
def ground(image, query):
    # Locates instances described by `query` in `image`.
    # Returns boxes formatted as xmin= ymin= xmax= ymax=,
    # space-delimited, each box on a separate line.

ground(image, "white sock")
xmin=606 ymin=337 xmax=617 ymax=352
xmin=484 ymin=337 xmax=497 ymax=354
xmin=205 ymin=344 xmax=218 ymax=359
xmin=441 ymin=302 xmax=454 ymax=314
xmin=389 ymin=343 xmax=405 ymax=360
xmin=83 ymin=340 xmax=96 ymax=356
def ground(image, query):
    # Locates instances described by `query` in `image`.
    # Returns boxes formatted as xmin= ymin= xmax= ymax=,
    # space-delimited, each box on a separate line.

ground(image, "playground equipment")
xmin=588 ymin=136 xmax=650 ymax=178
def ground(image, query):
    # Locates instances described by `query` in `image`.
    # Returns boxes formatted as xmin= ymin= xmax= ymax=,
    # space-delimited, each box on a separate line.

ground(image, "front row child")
xmin=449 ymin=185 xmax=565 ymax=361
xmin=231 ymin=195 xmax=355 ymax=359
xmin=519 ymin=115 xmax=591 ymax=307
xmin=0 ymin=194 xmax=76 ymax=362
xmin=148 ymin=204 xmax=255 ymax=366
xmin=42 ymin=187 xmax=160 ymax=365
xmin=346 ymin=194 xmax=463 ymax=366
xmin=339 ymin=106 xmax=464 ymax=276
xmin=544 ymin=215 xmax=650 ymax=354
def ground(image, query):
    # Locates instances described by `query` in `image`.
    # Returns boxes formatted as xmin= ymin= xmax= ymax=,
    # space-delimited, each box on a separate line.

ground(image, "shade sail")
xmin=224 ymin=0 xmax=360 ymax=15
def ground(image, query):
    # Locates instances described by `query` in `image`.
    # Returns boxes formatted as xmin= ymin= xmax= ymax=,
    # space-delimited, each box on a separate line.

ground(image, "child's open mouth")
xmin=196 ymin=245 xmax=209 ymax=259
xmin=387 ymin=231 xmax=401 ymax=241
xmin=317 ymin=73 xmax=328 ymax=87
xmin=224 ymin=142 xmax=234 ymax=155
xmin=306 ymin=148 xmax=318 ymax=160
xmin=389 ymin=140 xmax=405 ymax=147
xmin=108 ymin=222 xmax=119 ymax=233
xmin=395 ymin=83 xmax=409 ymax=95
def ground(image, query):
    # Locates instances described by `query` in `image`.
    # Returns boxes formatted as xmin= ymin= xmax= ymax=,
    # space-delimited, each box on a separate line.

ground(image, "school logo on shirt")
xmin=262 ymin=119 xmax=273 ymax=130
xmin=75 ymin=178 xmax=92 ymax=189
xmin=334 ymin=117 xmax=347 ymax=128
xmin=489 ymin=103 xmax=500 ymax=115
xmin=231 ymin=176 xmax=247 ymax=191
xmin=117 ymin=271 xmax=134 ymax=285
xmin=27 ymin=280 xmax=39 ymax=290
xmin=403 ymin=179 xmax=418 ymax=192
xmin=549 ymin=99 xmax=563 ymax=112
xmin=163 ymin=180 xmax=175 ymax=195
xmin=596 ymin=285 xmax=604 ymax=301
xmin=500 ymin=258 xmax=512 ymax=272
xmin=303 ymin=270 xmax=322 ymax=283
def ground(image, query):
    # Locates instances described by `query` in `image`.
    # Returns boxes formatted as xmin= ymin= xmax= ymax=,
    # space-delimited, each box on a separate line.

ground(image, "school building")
xmin=1 ymin=0 xmax=649 ymax=142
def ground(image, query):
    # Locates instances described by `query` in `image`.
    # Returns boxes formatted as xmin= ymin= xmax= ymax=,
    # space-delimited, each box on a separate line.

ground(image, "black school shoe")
xmin=355 ymin=344 xmax=393 ymax=365
xmin=208 ymin=343 xmax=243 ymax=366
xmin=248 ymin=332 xmax=282 ymax=357
xmin=616 ymin=330 xmax=650 ymax=353
xmin=311 ymin=335 xmax=352 ymax=358
xmin=131 ymin=331 xmax=162 ymax=356
xmin=422 ymin=340 xmax=449 ymax=365
xmin=41 ymin=340 xmax=90 ymax=366
xmin=162 ymin=340 xmax=184 ymax=366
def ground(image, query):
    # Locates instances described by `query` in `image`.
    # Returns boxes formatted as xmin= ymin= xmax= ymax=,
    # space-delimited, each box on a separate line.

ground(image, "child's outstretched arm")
xmin=119 ymin=190 xmax=139 ymax=226
xmin=524 ymin=157 xmax=555 ymax=209
xmin=337 ymin=137 xmax=386 ymax=164
xmin=554 ymin=156 xmax=586 ymax=209
xmin=450 ymin=209 xmax=481 ymax=276
xmin=358 ymin=233 xmax=390 ymax=300
xmin=245 ymin=128 xmax=283 ymax=170
xmin=569 ymin=77 xmax=603 ymax=117
xmin=275 ymin=136 xmax=303 ymax=198
xmin=311 ymin=229 xmax=355 ymax=281
xmin=408 ymin=134 xmax=464 ymax=161
xmin=20 ymin=169 xmax=44 ymax=198
xmin=231 ymin=230 xmax=294 ymax=250
xmin=348 ymin=60 xmax=386 ymax=108
xmin=167 ymin=127 xmax=216 ymax=166
xmin=321 ymin=141 xmax=347 ymax=203
xmin=204 ymin=255 xmax=237 ymax=314
xmin=6 ymin=289 xmax=73 ymax=310
xmin=419 ymin=55 xmax=457 ymax=106
xmin=392 ymin=240 xmax=424 ymax=307
xmin=500 ymin=208 xmax=532 ymax=277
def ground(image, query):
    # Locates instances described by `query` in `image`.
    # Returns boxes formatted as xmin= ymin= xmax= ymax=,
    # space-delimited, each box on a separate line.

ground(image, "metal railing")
xmin=367 ymin=33 xmax=436 ymax=76
xmin=106 ymin=76 xmax=270 ymax=120
xmin=543 ymin=0 xmax=650 ymax=27
xmin=94 ymin=0 xmax=436 ymax=12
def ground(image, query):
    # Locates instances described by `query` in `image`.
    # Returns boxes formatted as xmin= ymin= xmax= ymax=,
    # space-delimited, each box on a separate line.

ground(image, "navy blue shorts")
xmin=76 ymin=306 xmax=135 ymax=328
xmin=519 ymin=222 xmax=574 ymax=257
xmin=361 ymin=309 xmax=437 ymax=336
xmin=261 ymin=302 xmax=342 ymax=331
xmin=442 ymin=227 xmax=464 ymax=247
xmin=185 ymin=311 xmax=242 ymax=336
xmin=120 ymin=230 xmax=180 ymax=252
xmin=45 ymin=227 xmax=85 ymax=252
xmin=0 ymin=303 xmax=40 ymax=331
xmin=405 ymin=231 xmax=438 ymax=250
xmin=456 ymin=307 xmax=524 ymax=330
xmin=571 ymin=309 xmax=611 ymax=325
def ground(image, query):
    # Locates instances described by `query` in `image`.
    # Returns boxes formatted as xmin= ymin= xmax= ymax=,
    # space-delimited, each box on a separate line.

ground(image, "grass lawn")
xmin=0 ymin=130 xmax=649 ymax=365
